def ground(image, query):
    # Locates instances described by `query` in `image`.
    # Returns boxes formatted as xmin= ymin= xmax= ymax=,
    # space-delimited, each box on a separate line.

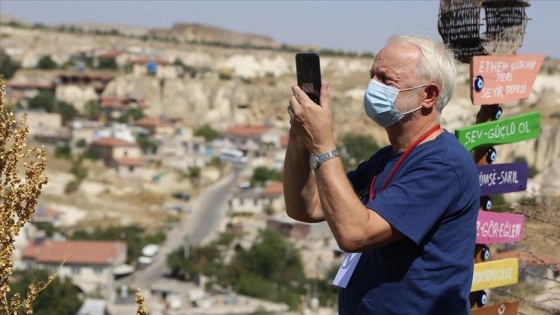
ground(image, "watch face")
xmin=309 ymin=155 xmax=318 ymax=170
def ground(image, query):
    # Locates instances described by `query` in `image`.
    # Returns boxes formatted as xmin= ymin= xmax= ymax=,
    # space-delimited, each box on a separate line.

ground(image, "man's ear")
xmin=422 ymin=84 xmax=440 ymax=109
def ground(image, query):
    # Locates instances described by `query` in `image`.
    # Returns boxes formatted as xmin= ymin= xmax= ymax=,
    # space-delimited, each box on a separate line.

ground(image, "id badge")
xmin=332 ymin=252 xmax=362 ymax=288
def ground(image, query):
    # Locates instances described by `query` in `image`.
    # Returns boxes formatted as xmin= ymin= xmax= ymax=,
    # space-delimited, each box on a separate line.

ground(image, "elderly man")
xmin=284 ymin=35 xmax=479 ymax=314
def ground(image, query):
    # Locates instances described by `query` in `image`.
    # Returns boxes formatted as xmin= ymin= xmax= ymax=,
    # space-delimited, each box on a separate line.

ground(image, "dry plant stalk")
xmin=0 ymin=78 xmax=49 ymax=313
xmin=135 ymin=289 xmax=148 ymax=315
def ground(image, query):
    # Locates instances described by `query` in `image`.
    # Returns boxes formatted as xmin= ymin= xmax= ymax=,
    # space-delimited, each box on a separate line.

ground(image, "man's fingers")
xmin=319 ymin=82 xmax=330 ymax=107
xmin=291 ymin=84 xmax=312 ymax=105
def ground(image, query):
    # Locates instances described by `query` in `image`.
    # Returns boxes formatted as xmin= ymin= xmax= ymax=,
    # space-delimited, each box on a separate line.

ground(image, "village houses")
xmin=90 ymin=137 xmax=143 ymax=177
xmin=229 ymin=181 xmax=285 ymax=215
xmin=22 ymin=239 xmax=127 ymax=297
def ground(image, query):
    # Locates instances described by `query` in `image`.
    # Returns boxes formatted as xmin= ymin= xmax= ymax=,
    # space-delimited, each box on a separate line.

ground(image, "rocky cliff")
xmin=150 ymin=23 xmax=278 ymax=48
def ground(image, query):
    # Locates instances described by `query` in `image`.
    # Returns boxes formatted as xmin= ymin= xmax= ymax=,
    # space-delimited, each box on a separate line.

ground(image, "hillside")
xmin=1 ymin=19 xmax=559 ymax=196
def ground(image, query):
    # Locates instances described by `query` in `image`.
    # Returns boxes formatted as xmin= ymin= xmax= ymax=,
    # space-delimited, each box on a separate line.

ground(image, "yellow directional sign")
xmin=471 ymin=258 xmax=518 ymax=292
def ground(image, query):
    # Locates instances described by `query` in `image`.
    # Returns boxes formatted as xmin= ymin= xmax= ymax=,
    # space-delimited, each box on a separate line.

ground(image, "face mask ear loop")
xmin=399 ymin=83 xmax=428 ymax=92
xmin=400 ymin=106 xmax=422 ymax=115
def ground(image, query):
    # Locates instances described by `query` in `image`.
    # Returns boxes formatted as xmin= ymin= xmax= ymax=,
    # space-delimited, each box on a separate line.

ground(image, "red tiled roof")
xmin=97 ymin=50 xmax=122 ymax=58
xmin=92 ymin=137 xmax=138 ymax=148
xmin=115 ymin=158 xmax=144 ymax=167
xmin=130 ymin=57 xmax=170 ymax=65
xmin=22 ymin=240 xmax=126 ymax=265
xmin=224 ymin=125 xmax=272 ymax=138
xmin=99 ymin=97 xmax=122 ymax=108
xmin=6 ymin=81 xmax=55 ymax=90
xmin=262 ymin=181 xmax=284 ymax=196
xmin=134 ymin=117 xmax=173 ymax=128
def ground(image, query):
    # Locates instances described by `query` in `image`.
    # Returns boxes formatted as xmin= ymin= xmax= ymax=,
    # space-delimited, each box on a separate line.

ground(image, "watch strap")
xmin=312 ymin=149 xmax=339 ymax=169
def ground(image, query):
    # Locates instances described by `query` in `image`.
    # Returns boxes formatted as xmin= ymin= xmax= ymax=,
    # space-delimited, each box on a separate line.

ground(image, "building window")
xmin=124 ymin=150 xmax=128 ymax=157
xmin=129 ymin=166 xmax=134 ymax=172
xmin=93 ymin=267 xmax=103 ymax=275
xmin=71 ymin=266 xmax=81 ymax=275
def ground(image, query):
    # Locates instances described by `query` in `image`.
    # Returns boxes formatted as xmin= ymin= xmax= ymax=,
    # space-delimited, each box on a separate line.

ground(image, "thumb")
xmin=320 ymin=82 xmax=330 ymax=108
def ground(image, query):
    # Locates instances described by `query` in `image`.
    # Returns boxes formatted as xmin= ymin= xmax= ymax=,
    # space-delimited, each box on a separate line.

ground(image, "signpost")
xmin=476 ymin=211 xmax=525 ymax=244
xmin=471 ymin=258 xmax=519 ymax=292
xmin=471 ymin=301 xmax=519 ymax=315
xmin=438 ymin=0 xmax=536 ymax=311
xmin=471 ymin=55 xmax=545 ymax=105
xmin=478 ymin=163 xmax=528 ymax=196
xmin=455 ymin=112 xmax=541 ymax=151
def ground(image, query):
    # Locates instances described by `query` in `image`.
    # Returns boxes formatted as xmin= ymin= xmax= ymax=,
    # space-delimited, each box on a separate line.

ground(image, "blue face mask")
xmin=364 ymin=80 xmax=427 ymax=127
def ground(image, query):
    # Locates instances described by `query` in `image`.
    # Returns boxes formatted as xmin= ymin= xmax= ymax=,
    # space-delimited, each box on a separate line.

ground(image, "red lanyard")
xmin=369 ymin=125 xmax=441 ymax=200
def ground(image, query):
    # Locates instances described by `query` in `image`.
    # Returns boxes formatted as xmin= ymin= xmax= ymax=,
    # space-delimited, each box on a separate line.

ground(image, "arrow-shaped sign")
xmin=471 ymin=54 xmax=544 ymax=105
xmin=455 ymin=112 xmax=540 ymax=151
xmin=476 ymin=211 xmax=524 ymax=244
xmin=472 ymin=258 xmax=518 ymax=292
xmin=478 ymin=163 xmax=528 ymax=195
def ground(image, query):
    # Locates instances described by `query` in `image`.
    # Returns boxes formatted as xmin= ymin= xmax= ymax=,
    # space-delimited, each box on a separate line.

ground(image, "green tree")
xmin=136 ymin=135 xmax=158 ymax=154
xmin=194 ymin=124 xmax=220 ymax=142
xmin=28 ymin=91 xmax=55 ymax=111
xmin=166 ymin=229 xmax=306 ymax=309
xmin=225 ymin=229 xmax=305 ymax=309
xmin=0 ymin=50 xmax=21 ymax=79
xmin=118 ymin=108 xmax=144 ymax=124
xmin=251 ymin=167 xmax=282 ymax=188
xmin=84 ymin=100 xmax=100 ymax=120
xmin=167 ymin=243 xmax=225 ymax=282
xmin=97 ymin=57 xmax=118 ymax=70
xmin=27 ymin=91 xmax=77 ymax=123
xmin=36 ymin=55 xmax=58 ymax=70
xmin=54 ymin=144 xmax=72 ymax=159
xmin=8 ymin=270 xmax=81 ymax=315
xmin=187 ymin=166 xmax=201 ymax=188
xmin=167 ymin=232 xmax=235 ymax=281
xmin=56 ymin=101 xmax=78 ymax=125
xmin=340 ymin=133 xmax=380 ymax=170
xmin=70 ymin=157 xmax=88 ymax=182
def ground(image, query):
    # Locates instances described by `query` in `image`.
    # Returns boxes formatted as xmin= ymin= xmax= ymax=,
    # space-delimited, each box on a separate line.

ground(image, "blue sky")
xmin=1 ymin=1 xmax=558 ymax=58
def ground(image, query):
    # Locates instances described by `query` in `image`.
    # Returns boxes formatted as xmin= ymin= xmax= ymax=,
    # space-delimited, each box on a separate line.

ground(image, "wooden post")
xmin=438 ymin=1 xmax=538 ymax=311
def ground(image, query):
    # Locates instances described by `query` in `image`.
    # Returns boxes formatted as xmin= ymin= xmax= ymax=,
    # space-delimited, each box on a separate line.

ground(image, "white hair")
xmin=387 ymin=35 xmax=458 ymax=114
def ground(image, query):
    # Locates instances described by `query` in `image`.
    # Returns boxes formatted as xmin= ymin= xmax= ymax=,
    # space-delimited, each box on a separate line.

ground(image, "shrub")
xmin=36 ymin=55 xmax=58 ymax=70
xmin=0 ymin=50 xmax=20 ymax=79
xmin=0 ymin=78 xmax=49 ymax=313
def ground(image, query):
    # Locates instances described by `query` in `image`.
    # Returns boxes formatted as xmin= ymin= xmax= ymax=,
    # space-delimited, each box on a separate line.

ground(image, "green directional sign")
xmin=455 ymin=112 xmax=540 ymax=151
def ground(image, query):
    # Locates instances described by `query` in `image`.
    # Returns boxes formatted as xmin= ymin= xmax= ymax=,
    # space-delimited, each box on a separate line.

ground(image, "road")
xmin=116 ymin=169 xmax=238 ymax=290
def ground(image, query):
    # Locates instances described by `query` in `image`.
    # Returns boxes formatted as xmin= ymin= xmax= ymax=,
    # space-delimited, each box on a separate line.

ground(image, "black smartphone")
xmin=295 ymin=53 xmax=322 ymax=104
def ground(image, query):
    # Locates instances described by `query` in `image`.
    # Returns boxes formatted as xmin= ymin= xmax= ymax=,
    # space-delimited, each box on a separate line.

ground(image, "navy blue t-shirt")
xmin=340 ymin=131 xmax=479 ymax=315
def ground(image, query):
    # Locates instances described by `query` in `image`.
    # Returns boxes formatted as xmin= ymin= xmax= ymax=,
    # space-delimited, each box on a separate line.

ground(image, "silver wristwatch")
xmin=309 ymin=149 xmax=339 ymax=170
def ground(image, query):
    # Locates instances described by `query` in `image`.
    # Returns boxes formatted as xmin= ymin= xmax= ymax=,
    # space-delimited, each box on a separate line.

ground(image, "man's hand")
xmin=288 ymin=83 xmax=336 ymax=154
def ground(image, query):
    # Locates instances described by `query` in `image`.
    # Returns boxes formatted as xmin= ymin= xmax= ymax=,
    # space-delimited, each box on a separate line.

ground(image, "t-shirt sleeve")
xmin=347 ymin=146 xmax=392 ymax=194
xmin=368 ymin=159 xmax=461 ymax=245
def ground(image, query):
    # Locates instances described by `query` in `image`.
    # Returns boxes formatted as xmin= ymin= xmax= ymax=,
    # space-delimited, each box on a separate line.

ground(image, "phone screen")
xmin=296 ymin=53 xmax=322 ymax=104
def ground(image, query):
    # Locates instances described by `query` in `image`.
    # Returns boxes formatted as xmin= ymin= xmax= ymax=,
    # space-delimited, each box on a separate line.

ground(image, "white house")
xmin=22 ymin=239 xmax=127 ymax=297
xmin=229 ymin=181 xmax=285 ymax=215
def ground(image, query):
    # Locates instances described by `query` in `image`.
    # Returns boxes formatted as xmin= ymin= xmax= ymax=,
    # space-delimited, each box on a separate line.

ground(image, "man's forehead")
xmin=372 ymin=44 xmax=419 ymax=72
